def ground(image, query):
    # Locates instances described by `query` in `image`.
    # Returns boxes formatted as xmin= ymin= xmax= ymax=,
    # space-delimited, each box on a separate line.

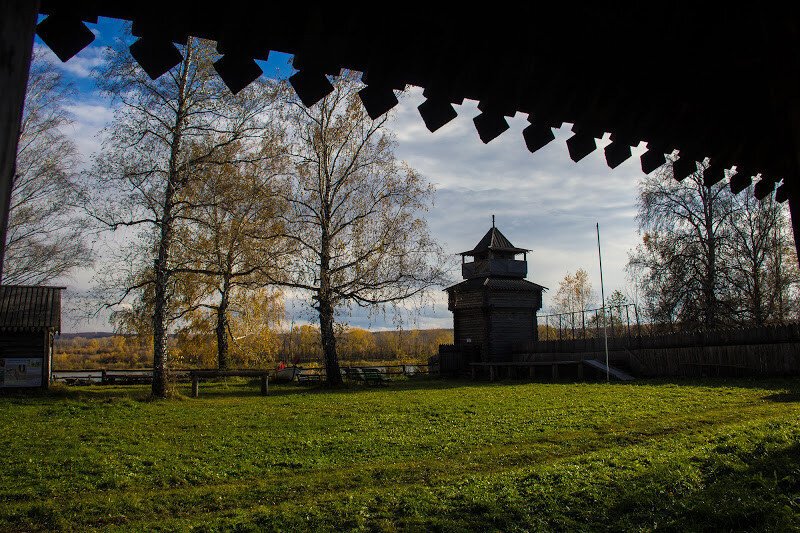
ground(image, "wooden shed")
xmin=0 ymin=285 xmax=63 ymax=390
xmin=444 ymin=225 xmax=545 ymax=367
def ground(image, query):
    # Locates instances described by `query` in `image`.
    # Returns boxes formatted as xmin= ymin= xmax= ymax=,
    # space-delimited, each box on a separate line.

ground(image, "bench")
xmin=342 ymin=367 xmax=364 ymax=381
xmin=340 ymin=367 xmax=389 ymax=384
xmin=297 ymin=372 xmax=322 ymax=384
xmin=360 ymin=368 xmax=389 ymax=385
xmin=103 ymin=371 xmax=152 ymax=385
xmin=190 ymin=370 xmax=269 ymax=397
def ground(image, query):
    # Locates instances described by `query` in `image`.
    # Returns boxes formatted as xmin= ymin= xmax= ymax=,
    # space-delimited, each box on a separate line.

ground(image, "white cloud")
xmin=34 ymin=43 xmax=106 ymax=79
xmin=62 ymin=100 xmax=115 ymax=163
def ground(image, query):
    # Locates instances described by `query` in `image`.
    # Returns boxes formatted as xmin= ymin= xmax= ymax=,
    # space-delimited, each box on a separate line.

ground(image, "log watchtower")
xmin=444 ymin=222 xmax=545 ymax=364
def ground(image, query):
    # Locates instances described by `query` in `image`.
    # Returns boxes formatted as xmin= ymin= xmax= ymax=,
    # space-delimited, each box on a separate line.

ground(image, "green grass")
xmin=1 ymin=378 xmax=799 ymax=531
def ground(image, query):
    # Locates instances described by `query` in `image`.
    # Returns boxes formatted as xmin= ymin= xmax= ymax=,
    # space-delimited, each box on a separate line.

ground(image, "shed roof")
xmin=0 ymin=286 xmax=63 ymax=333
xmin=461 ymin=227 xmax=529 ymax=256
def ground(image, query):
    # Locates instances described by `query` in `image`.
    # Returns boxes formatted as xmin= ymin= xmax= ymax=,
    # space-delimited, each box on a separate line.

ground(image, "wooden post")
xmin=551 ymin=363 xmax=558 ymax=381
xmin=571 ymin=312 xmax=576 ymax=341
xmin=0 ymin=1 xmax=39 ymax=282
xmin=41 ymin=330 xmax=51 ymax=390
xmin=529 ymin=365 xmax=535 ymax=379
xmin=191 ymin=374 xmax=199 ymax=398
xmin=489 ymin=365 xmax=495 ymax=382
xmin=260 ymin=373 xmax=268 ymax=395
xmin=582 ymin=310 xmax=587 ymax=352
xmin=101 ymin=369 xmax=107 ymax=385
xmin=471 ymin=365 xmax=476 ymax=380
xmin=625 ymin=305 xmax=632 ymax=342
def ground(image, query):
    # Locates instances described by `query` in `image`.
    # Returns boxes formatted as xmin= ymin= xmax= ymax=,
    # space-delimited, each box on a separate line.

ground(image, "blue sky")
xmin=34 ymin=18 xmax=648 ymax=333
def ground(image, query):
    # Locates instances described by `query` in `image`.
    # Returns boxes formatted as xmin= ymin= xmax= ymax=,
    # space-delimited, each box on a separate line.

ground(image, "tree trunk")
xmin=152 ymin=161 xmax=180 ymax=397
xmin=703 ymin=190 xmax=718 ymax=330
xmin=318 ymin=296 xmax=342 ymax=386
xmin=318 ymin=226 xmax=342 ymax=385
xmin=752 ymin=263 xmax=763 ymax=326
xmin=151 ymin=40 xmax=192 ymax=398
xmin=216 ymin=276 xmax=230 ymax=370
xmin=151 ymin=243 xmax=171 ymax=397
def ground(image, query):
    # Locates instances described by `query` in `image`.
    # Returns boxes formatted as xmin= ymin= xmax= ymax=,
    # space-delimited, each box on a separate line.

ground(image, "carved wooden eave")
xmin=8 ymin=4 xmax=800 ymax=270
xmin=33 ymin=4 xmax=800 ymax=199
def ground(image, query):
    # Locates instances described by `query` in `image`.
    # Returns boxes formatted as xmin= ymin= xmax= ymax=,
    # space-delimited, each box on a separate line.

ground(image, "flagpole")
xmin=597 ymin=223 xmax=609 ymax=382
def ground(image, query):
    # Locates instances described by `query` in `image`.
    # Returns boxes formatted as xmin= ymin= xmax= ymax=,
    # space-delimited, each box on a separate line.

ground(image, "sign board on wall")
xmin=0 ymin=358 xmax=43 ymax=387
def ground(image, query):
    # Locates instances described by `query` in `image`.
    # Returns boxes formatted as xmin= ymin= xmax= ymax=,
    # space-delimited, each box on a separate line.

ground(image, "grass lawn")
xmin=1 ymin=378 xmax=799 ymax=531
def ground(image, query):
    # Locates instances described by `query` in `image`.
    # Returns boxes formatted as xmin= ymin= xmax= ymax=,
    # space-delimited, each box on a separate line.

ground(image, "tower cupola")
xmin=460 ymin=223 xmax=529 ymax=280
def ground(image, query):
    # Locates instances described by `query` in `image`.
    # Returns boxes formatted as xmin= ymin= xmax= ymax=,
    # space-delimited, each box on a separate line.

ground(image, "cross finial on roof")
xmin=492 ymin=214 xmax=495 ymax=228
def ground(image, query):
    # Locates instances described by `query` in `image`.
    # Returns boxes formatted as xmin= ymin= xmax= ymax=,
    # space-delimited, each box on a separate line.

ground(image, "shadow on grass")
xmin=623 ymin=375 xmax=800 ymax=392
xmin=177 ymin=377 xmax=485 ymax=399
xmin=233 ymin=435 xmax=800 ymax=532
xmin=600 ymin=441 xmax=800 ymax=530
xmin=762 ymin=391 xmax=800 ymax=402
xmin=393 ymin=438 xmax=800 ymax=532
xmin=5 ymin=375 xmax=798 ymax=403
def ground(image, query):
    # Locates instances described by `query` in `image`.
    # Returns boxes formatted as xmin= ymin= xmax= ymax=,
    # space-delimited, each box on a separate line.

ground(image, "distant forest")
xmin=53 ymin=328 xmax=454 ymax=369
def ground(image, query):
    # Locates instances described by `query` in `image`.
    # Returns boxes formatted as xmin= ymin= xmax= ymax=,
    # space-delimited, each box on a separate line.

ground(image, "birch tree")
xmin=628 ymin=161 xmax=736 ymax=329
xmin=278 ymin=74 xmax=448 ymax=385
xmin=90 ymin=36 xmax=278 ymax=397
xmin=170 ymin=140 xmax=292 ymax=369
xmin=4 ymin=49 xmax=93 ymax=284
xmin=629 ymin=163 xmax=800 ymax=329
xmin=727 ymin=186 xmax=800 ymax=324
xmin=551 ymin=268 xmax=596 ymax=335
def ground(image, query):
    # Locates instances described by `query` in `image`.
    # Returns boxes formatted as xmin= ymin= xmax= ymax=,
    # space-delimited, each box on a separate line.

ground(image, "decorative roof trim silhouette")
xmin=31 ymin=4 xmax=800 ymax=199
xmin=22 ymin=4 xmax=800 ymax=271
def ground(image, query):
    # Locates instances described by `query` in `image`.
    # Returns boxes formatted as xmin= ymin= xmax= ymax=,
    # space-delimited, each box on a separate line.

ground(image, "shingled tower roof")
xmin=461 ymin=227 xmax=529 ymax=256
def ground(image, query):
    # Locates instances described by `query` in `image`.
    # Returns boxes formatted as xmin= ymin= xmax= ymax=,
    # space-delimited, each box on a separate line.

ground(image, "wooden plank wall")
xmin=631 ymin=343 xmax=800 ymax=377
xmin=523 ymin=323 xmax=800 ymax=353
xmin=490 ymin=309 xmax=535 ymax=357
xmin=454 ymin=311 xmax=485 ymax=348
xmin=516 ymin=323 xmax=800 ymax=377
xmin=0 ymin=330 xmax=45 ymax=357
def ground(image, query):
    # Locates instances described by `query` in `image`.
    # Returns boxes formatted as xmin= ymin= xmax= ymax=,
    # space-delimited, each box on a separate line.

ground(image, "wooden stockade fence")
xmin=528 ymin=322 xmax=800 ymax=353
xmin=438 ymin=344 xmax=480 ymax=376
xmin=518 ymin=323 xmax=800 ymax=377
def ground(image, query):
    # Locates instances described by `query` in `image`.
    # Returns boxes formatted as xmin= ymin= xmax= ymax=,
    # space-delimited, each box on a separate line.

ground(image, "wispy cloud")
xmin=62 ymin=101 xmax=115 ymax=162
xmin=34 ymin=43 xmax=106 ymax=79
